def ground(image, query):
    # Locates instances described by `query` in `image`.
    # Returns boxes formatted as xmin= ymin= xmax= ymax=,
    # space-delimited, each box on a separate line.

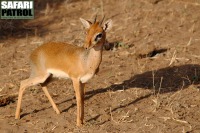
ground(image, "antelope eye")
xmin=95 ymin=33 xmax=103 ymax=42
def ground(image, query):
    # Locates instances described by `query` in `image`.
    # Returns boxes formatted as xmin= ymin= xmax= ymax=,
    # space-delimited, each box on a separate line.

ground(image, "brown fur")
xmin=15 ymin=18 xmax=112 ymax=126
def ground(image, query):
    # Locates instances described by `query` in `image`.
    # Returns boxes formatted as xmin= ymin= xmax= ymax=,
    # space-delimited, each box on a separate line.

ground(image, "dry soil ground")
xmin=1 ymin=0 xmax=200 ymax=132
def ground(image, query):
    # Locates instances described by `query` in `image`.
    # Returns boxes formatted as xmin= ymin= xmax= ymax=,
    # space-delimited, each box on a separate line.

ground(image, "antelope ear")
xmin=103 ymin=19 xmax=112 ymax=32
xmin=80 ymin=18 xmax=92 ymax=29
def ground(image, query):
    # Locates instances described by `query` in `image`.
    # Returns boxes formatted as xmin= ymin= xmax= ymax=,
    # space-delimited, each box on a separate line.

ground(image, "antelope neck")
xmin=83 ymin=43 xmax=103 ymax=71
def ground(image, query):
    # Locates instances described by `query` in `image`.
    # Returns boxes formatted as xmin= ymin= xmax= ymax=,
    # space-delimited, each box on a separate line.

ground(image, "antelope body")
xmin=15 ymin=17 xmax=112 ymax=126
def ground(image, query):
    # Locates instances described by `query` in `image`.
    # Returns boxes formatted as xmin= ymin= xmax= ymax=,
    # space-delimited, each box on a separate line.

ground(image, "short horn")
xmin=94 ymin=15 xmax=97 ymax=23
xmin=100 ymin=15 xmax=105 ymax=25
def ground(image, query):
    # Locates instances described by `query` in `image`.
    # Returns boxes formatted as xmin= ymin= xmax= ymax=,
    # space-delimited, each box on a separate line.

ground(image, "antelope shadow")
xmin=85 ymin=64 xmax=200 ymax=121
xmin=86 ymin=64 xmax=200 ymax=99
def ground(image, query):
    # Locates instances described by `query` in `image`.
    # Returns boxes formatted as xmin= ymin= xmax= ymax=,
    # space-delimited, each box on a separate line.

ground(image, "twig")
xmin=169 ymin=50 xmax=177 ymax=66
xmin=152 ymin=70 xmax=155 ymax=91
xmin=174 ymin=0 xmax=200 ymax=6
xmin=191 ymin=55 xmax=200 ymax=58
xmin=52 ymin=125 xmax=57 ymax=131
xmin=160 ymin=116 xmax=189 ymax=124
xmin=0 ymin=92 xmax=18 ymax=97
xmin=172 ymin=117 xmax=188 ymax=124
xmin=109 ymin=107 xmax=118 ymax=124
xmin=157 ymin=77 xmax=163 ymax=97
xmin=186 ymin=37 xmax=192 ymax=46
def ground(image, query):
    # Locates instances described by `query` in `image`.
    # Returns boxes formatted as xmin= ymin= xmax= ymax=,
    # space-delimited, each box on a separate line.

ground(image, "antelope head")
xmin=80 ymin=16 xmax=112 ymax=50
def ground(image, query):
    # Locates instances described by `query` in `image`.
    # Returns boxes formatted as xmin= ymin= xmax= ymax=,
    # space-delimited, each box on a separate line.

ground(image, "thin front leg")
xmin=82 ymin=83 xmax=86 ymax=95
xmin=81 ymin=83 xmax=85 ymax=122
xmin=42 ymin=86 xmax=60 ymax=114
xmin=72 ymin=79 xmax=84 ymax=126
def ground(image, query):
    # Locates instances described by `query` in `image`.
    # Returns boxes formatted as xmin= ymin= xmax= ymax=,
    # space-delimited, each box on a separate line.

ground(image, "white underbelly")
xmin=47 ymin=69 xmax=94 ymax=83
xmin=47 ymin=69 xmax=69 ymax=79
xmin=80 ymin=73 xmax=94 ymax=83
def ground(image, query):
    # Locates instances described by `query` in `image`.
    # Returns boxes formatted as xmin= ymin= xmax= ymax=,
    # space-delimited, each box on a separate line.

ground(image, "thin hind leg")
xmin=42 ymin=86 xmax=60 ymax=114
xmin=15 ymin=73 xmax=50 ymax=119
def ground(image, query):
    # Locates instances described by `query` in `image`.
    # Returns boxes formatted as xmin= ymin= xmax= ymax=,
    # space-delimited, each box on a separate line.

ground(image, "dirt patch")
xmin=0 ymin=96 xmax=16 ymax=107
xmin=1 ymin=0 xmax=200 ymax=132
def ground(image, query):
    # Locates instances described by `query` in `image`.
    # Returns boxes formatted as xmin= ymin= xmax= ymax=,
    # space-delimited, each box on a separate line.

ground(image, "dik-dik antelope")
xmin=15 ymin=16 xmax=112 ymax=126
